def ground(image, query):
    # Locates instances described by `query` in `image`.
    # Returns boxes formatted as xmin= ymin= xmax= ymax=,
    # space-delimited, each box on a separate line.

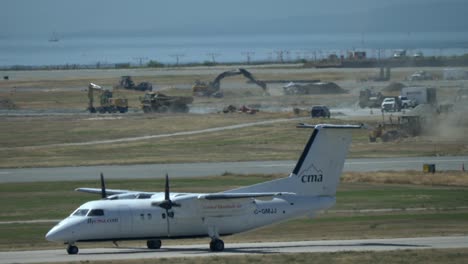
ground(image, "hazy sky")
xmin=1 ymin=0 xmax=467 ymax=37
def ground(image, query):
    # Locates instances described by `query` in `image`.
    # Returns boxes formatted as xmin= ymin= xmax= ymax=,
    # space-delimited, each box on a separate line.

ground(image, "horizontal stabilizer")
xmin=199 ymin=192 xmax=294 ymax=200
xmin=75 ymin=188 xmax=133 ymax=195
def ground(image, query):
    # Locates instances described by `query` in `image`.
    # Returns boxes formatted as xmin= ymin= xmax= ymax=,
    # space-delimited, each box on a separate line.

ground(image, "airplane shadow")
xmin=78 ymin=242 xmax=428 ymax=256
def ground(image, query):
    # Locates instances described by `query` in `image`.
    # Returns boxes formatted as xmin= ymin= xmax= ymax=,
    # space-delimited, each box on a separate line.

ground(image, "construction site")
xmin=1 ymin=64 xmax=468 ymax=264
xmin=1 ymin=65 xmax=467 ymax=133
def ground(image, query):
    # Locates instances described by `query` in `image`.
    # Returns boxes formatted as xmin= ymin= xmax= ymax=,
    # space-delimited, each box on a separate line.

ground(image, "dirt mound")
xmin=0 ymin=98 xmax=17 ymax=109
xmin=383 ymin=82 xmax=405 ymax=93
xmin=283 ymin=82 xmax=347 ymax=95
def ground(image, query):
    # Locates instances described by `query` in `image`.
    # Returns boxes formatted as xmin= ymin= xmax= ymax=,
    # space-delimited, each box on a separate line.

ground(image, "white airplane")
xmin=46 ymin=123 xmax=361 ymax=254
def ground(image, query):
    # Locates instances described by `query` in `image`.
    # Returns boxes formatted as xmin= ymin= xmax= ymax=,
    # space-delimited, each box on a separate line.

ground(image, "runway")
xmin=1 ymin=236 xmax=467 ymax=263
xmin=0 ymin=156 xmax=467 ymax=183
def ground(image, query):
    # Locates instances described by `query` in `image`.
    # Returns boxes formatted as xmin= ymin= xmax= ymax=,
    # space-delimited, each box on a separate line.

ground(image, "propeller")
xmin=100 ymin=172 xmax=107 ymax=199
xmin=157 ymin=173 xmax=180 ymax=210
xmin=154 ymin=173 xmax=180 ymax=237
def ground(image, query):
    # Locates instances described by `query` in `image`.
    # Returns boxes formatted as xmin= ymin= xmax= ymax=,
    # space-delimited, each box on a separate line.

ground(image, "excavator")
xmin=87 ymin=83 xmax=128 ymax=113
xmin=192 ymin=68 xmax=268 ymax=98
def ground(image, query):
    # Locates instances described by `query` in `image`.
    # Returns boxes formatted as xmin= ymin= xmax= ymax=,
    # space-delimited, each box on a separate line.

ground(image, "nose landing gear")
xmin=66 ymin=244 xmax=79 ymax=255
xmin=209 ymin=238 xmax=224 ymax=252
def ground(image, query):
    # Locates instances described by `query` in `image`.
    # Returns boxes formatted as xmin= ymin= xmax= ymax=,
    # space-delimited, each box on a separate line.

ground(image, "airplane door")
xmin=119 ymin=206 xmax=133 ymax=236
xmin=161 ymin=210 xmax=173 ymax=237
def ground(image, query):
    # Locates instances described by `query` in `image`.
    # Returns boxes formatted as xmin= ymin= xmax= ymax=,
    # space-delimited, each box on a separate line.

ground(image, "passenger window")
xmin=88 ymin=209 xmax=105 ymax=216
xmin=72 ymin=209 xmax=89 ymax=216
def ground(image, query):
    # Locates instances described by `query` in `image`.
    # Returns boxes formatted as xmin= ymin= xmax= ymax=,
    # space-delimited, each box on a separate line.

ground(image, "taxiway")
xmin=0 ymin=156 xmax=466 ymax=183
xmin=1 ymin=236 xmax=467 ymax=264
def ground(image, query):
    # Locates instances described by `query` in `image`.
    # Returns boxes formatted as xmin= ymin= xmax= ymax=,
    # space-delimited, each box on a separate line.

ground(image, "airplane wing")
xmin=198 ymin=192 xmax=294 ymax=200
xmin=75 ymin=188 xmax=152 ymax=196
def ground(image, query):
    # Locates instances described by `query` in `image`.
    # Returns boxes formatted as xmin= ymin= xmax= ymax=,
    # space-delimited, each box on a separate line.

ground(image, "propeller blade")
xmin=164 ymin=173 xmax=170 ymax=201
xmin=100 ymin=172 xmax=107 ymax=199
xmin=155 ymin=173 xmax=180 ymax=210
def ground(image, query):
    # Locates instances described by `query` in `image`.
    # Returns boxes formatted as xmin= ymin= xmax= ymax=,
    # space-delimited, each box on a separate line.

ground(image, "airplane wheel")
xmin=209 ymin=239 xmax=224 ymax=252
xmin=147 ymin=239 xmax=162 ymax=249
xmin=67 ymin=245 xmax=79 ymax=255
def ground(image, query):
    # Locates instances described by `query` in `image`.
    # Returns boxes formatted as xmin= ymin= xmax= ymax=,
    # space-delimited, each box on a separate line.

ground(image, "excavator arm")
xmin=238 ymin=68 xmax=267 ymax=93
xmin=207 ymin=68 xmax=268 ymax=95
xmin=193 ymin=69 xmax=268 ymax=97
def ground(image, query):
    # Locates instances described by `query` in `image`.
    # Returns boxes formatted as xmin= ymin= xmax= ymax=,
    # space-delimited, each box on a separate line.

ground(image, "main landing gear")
xmin=209 ymin=238 xmax=224 ymax=252
xmin=66 ymin=244 xmax=79 ymax=255
xmin=147 ymin=239 xmax=162 ymax=249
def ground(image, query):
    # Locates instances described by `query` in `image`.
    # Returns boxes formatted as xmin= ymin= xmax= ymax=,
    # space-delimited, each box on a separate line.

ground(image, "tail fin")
xmin=227 ymin=124 xmax=362 ymax=196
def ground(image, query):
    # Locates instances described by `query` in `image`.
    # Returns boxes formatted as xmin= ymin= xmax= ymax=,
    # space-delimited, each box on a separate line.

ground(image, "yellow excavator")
xmin=192 ymin=68 xmax=268 ymax=98
xmin=87 ymin=83 xmax=128 ymax=113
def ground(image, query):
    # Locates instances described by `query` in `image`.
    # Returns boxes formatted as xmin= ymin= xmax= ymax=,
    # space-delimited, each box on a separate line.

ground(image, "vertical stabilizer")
xmin=227 ymin=124 xmax=362 ymax=196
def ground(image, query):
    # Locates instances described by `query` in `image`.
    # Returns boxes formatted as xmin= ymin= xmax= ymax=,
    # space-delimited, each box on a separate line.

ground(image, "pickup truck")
xmin=381 ymin=98 xmax=397 ymax=112
xmin=399 ymin=96 xmax=417 ymax=108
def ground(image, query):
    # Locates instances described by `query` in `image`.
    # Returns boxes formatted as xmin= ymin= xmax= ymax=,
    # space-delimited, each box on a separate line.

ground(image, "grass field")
xmin=1 ymin=113 xmax=466 ymax=168
xmin=0 ymin=172 xmax=467 ymax=251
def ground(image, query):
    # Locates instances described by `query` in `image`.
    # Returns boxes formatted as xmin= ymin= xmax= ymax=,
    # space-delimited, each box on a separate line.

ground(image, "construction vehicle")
xmin=369 ymin=115 xmax=423 ymax=142
xmin=359 ymin=88 xmax=384 ymax=108
xmin=87 ymin=83 xmax=128 ymax=113
xmin=222 ymin=105 xmax=259 ymax=114
xmin=117 ymin=76 xmax=153 ymax=91
xmin=140 ymin=92 xmax=193 ymax=113
xmin=401 ymin=87 xmax=437 ymax=105
xmin=192 ymin=68 xmax=268 ymax=98
xmin=408 ymin=71 xmax=433 ymax=81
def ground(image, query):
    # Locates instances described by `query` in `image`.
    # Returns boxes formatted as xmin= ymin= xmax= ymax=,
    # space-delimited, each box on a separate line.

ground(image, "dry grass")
xmin=343 ymin=171 xmax=468 ymax=187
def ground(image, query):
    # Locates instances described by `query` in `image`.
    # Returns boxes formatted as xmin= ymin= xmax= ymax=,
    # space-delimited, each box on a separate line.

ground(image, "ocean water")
xmin=1 ymin=32 xmax=467 ymax=67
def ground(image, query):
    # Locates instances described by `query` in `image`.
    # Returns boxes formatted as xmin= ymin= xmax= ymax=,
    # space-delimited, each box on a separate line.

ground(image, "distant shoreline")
xmin=1 ymin=55 xmax=468 ymax=72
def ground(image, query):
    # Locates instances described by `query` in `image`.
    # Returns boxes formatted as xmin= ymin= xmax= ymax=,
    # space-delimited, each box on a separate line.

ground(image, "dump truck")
xmin=140 ymin=92 xmax=193 ymax=113
xmin=192 ymin=68 xmax=268 ymax=98
xmin=87 ymin=83 xmax=128 ymax=113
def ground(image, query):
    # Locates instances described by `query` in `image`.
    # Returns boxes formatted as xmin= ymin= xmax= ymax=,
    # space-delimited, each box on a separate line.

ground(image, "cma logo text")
xmin=301 ymin=174 xmax=323 ymax=183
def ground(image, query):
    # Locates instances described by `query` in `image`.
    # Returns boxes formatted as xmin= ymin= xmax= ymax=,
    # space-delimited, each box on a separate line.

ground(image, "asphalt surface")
xmin=0 ymin=156 xmax=467 ymax=183
xmin=1 ymin=236 xmax=466 ymax=263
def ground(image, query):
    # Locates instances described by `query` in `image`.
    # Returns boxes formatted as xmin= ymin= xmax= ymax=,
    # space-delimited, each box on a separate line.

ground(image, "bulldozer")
xmin=140 ymin=92 xmax=193 ymax=113
xmin=192 ymin=68 xmax=268 ymax=98
xmin=87 ymin=83 xmax=128 ymax=113
xmin=359 ymin=88 xmax=384 ymax=108
xmin=369 ymin=115 xmax=422 ymax=142
xmin=117 ymin=76 xmax=153 ymax=91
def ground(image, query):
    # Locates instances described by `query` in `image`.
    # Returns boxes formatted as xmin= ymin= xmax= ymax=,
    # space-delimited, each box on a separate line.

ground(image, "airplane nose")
xmin=46 ymin=224 xmax=73 ymax=242
xmin=45 ymin=226 xmax=62 ymax=242
xmin=46 ymin=227 xmax=57 ymax=242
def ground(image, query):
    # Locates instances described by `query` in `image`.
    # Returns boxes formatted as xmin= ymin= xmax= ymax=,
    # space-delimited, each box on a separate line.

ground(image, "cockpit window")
xmin=88 ymin=209 xmax=105 ymax=216
xmin=72 ymin=209 xmax=89 ymax=216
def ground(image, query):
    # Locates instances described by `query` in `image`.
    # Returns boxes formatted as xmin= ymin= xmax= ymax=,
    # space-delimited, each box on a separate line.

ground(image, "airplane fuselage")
xmin=46 ymin=193 xmax=335 ymax=243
